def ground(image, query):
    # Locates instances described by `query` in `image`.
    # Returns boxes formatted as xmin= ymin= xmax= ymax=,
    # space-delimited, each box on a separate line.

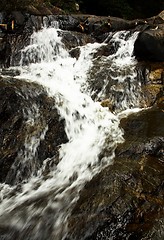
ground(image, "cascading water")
xmin=0 ymin=21 xmax=142 ymax=240
xmin=86 ymin=31 xmax=143 ymax=112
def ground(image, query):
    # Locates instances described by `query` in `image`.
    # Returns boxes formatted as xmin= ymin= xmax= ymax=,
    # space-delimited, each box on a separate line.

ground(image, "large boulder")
xmin=134 ymin=24 xmax=164 ymax=61
xmin=0 ymin=76 xmax=67 ymax=185
xmin=134 ymin=11 xmax=164 ymax=61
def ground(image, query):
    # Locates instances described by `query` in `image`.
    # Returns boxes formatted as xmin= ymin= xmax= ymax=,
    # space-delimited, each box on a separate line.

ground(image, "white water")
xmin=87 ymin=31 xmax=142 ymax=111
xmin=0 ymin=23 xmax=141 ymax=239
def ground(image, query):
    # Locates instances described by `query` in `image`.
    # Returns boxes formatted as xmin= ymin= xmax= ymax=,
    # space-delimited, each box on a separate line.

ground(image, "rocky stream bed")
xmin=0 ymin=8 xmax=163 ymax=240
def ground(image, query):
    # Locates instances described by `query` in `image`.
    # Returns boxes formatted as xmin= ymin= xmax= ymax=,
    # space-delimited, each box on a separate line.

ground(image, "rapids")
xmin=0 ymin=20 xmax=142 ymax=239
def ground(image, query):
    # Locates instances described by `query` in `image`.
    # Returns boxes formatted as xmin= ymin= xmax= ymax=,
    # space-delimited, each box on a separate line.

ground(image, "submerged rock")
xmin=0 ymin=76 xmax=68 ymax=185
xmin=67 ymin=106 xmax=164 ymax=240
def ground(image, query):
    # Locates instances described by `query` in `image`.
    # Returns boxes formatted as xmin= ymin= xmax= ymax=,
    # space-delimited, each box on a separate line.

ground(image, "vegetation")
xmin=0 ymin=0 xmax=163 ymax=19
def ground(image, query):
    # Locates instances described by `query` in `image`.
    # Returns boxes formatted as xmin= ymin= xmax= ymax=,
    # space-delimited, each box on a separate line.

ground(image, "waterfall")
xmin=85 ymin=31 xmax=142 ymax=112
xmin=0 ymin=21 xmax=141 ymax=239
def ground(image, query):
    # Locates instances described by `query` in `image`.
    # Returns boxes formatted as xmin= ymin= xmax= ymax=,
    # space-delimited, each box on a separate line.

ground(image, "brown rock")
xmin=67 ymin=107 xmax=164 ymax=240
xmin=0 ymin=76 xmax=68 ymax=185
xmin=134 ymin=26 xmax=164 ymax=61
xmin=101 ymin=99 xmax=114 ymax=112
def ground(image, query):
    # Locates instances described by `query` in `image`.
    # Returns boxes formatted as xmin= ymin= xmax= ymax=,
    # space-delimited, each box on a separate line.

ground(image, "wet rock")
xmin=0 ymin=76 xmax=67 ymax=185
xmin=0 ymin=11 xmax=26 ymax=34
xmin=10 ymin=11 xmax=25 ymax=26
xmin=0 ymin=12 xmax=44 ymax=66
xmin=118 ymin=107 xmax=164 ymax=157
xmin=51 ymin=15 xmax=80 ymax=31
xmin=67 ymin=106 xmax=164 ymax=240
xmin=86 ymin=58 xmax=139 ymax=111
xmin=136 ymin=61 xmax=164 ymax=107
xmin=69 ymin=15 xmax=148 ymax=42
xmin=69 ymin=47 xmax=81 ymax=60
xmin=101 ymin=99 xmax=114 ymax=112
xmin=44 ymin=12 xmax=164 ymax=61
xmin=6 ymin=33 xmax=30 ymax=66
xmin=134 ymin=24 xmax=164 ymax=61
xmin=93 ymin=43 xmax=117 ymax=57
xmin=0 ymin=36 xmax=11 ymax=68
xmin=25 ymin=14 xmax=43 ymax=32
xmin=59 ymin=30 xmax=95 ymax=50
xmin=86 ymin=50 xmax=163 ymax=111
xmin=44 ymin=14 xmax=145 ymax=38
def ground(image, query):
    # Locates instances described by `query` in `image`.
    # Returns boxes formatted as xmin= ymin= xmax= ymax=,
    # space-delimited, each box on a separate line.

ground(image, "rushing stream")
xmin=0 ymin=21 xmax=143 ymax=239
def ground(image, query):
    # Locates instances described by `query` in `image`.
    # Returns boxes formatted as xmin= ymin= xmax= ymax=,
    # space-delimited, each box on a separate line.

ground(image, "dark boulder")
xmin=0 ymin=12 xmax=44 ymax=66
xmin=69 ymin=15 xmax=148 ymax=41
xmin=0 ymin=76 xmax=68 ymax=185
xmin=134 ymin=24 xmax=164 ymax=61
xmin=48 ymin=15 xmax=80 ymax=31
xmin=0 ymin=36 xmax=11 ymax=68
xmin=11 ymin=11 xmax=25 ymax=25
xmin=59 ymin=30 xmax=95 ymax=50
